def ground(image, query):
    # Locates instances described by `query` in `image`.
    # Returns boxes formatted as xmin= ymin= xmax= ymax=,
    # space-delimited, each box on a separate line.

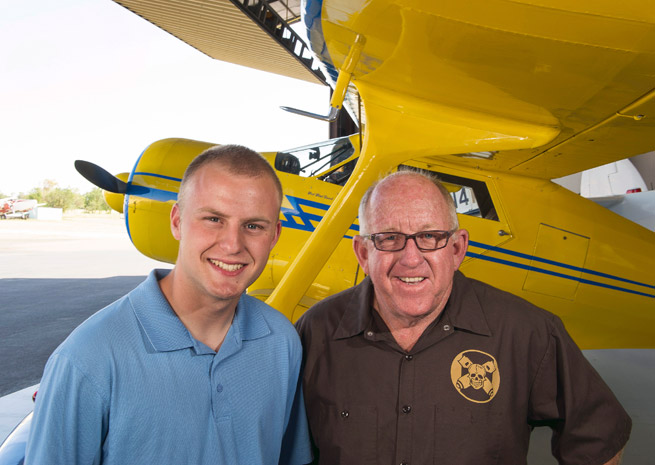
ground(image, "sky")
xmin=0 ymin=0 xmax=329 ymax=196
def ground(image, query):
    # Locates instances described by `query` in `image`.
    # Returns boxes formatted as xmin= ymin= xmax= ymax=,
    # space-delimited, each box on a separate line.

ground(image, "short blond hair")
xmin=177 ymin=145 xmax=282 ymax=209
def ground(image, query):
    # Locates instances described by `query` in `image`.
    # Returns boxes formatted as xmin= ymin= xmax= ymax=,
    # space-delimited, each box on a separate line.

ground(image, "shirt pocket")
xmin=310 ymin=401 xmax=378 ymax=465
xmin=434 ymin=405 xmax=503 ymax=465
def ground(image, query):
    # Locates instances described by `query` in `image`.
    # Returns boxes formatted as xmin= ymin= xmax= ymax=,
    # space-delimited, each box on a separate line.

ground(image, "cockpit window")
xmin=275 ymin=136 xmax=357 ymax=185
xmin=399 ymin=166 xmax=499 ymax=221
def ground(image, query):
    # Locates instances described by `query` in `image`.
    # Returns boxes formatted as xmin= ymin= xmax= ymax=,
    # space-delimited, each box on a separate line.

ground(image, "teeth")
xmin=399 ymin=277 xmax=425 ymax=283
xmin=209 ymin=259 xmax=244 ymax=272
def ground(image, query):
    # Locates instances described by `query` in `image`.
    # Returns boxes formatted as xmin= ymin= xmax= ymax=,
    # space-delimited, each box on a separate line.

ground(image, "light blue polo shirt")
xmin=26 ymin=270 xmax=312 ymax=465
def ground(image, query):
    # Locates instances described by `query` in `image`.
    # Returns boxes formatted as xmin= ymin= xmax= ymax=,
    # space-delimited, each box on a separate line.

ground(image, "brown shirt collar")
xmin=332 ymin=271 xmax=492 ymax=343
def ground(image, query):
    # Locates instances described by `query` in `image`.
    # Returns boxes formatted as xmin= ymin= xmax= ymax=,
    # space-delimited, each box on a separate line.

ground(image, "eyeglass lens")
xmin=373 ymin=231 xmax=451 ymax=251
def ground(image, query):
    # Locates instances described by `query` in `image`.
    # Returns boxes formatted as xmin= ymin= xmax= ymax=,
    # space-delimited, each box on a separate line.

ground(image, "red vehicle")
xmin=0 ymin=198 xmax=37 ymax=220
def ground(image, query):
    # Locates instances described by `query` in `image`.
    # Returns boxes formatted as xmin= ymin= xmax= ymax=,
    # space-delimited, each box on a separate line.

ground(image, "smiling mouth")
xmin=209 ymin=259 xmax=244 ymax=272
xmin=398 ymin=277 xmax=425 ymax=284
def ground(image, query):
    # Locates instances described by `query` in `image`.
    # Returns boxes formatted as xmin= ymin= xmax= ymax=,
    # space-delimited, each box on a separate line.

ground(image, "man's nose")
xmin=218 ymin=225 xmax=244 ymax=253
xmin=399 ymin=236 xmax=424 ymax=265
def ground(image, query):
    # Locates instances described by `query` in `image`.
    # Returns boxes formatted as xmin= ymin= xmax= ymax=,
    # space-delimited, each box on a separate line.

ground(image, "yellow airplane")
xmin=1 ymin=2 xmax=654 ymax=463
xmin=73 ymin=0 xmax=655 ymax=353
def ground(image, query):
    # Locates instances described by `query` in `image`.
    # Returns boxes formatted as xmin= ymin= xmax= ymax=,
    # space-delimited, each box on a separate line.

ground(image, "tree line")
xmin=2 ymin=180 xmax=110 ymax=212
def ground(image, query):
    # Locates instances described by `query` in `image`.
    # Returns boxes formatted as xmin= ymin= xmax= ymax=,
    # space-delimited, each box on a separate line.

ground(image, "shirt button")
xmin=216 ymin=384 xmax=223 ymax=393
xmin=443 ymin=324 xmax=451 ymax=331
xmin=366 ymin=331 xmax=374 ymax=337
xmin=405 ymin=354 xmax=413 ymax=361
xmin=402 ymin=405 xmax=412 ymax=414
xmin=400 ymin=462 xmax=409 ymax=465
xmin=341 ymin=410 xmax=349 ymax=418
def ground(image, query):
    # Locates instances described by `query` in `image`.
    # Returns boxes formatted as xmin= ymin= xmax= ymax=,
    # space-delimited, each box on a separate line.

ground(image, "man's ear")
xmin=352 ymin=235 xmax=370 ymax=275
xmin=170 ymin=203 xmax=182 ymax=241
xmin=270 ymin=220 xmax=282 ymax=251
xmin=450 ymin=228 xmax=469 ymax=270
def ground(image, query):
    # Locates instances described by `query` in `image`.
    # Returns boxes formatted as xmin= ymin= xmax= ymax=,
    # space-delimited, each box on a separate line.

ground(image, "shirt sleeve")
xmin=25 ymin=353 xmax=109 ymax=465
xmin=528 ymin=316 xmax=631 ymax=465
xmin=279 ymin=338 xmax=313 ymax=465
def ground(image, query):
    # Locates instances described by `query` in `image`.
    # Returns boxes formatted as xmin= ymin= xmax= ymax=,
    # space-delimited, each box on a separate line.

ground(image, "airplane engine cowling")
xmin=103 ymin=172 xmax=130 ymax=213
xmin=124 ymin=138 xmax=215 ymax=264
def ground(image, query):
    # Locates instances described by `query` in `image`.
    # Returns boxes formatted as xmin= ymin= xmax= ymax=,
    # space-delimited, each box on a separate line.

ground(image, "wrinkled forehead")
xmin=368 ymin=175 xmax=452 ymax=230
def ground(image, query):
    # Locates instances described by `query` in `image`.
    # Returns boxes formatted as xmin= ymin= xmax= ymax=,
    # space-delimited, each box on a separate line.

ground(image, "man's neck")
xmin=159 ymin=269 xmax=237 ymax=352
xmin=374 ymin=307 xmax=442 ymax=352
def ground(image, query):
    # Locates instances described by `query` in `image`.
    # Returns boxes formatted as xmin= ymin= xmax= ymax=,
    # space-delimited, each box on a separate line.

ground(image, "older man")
xmin=27 ymin=145 xmax=312 ymax=465
xmin=296 ymin=170 xmax=630 ymax=465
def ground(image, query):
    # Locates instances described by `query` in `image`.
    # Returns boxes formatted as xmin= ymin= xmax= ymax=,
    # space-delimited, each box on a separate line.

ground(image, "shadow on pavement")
xmin=0 ymin=276 xmax=148 ymax=396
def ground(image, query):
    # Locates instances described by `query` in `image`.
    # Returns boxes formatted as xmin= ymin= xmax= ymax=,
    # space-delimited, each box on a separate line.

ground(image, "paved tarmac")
xmin=0 ymin=214 xmax=169 ymax=441
xmin=0 ymin=275 xmax=147 ymax=396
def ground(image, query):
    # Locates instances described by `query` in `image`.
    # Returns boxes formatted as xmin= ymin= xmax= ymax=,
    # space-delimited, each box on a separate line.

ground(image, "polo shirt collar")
xmin=230 ymin=294 xmax=271 ymax=342
xmin=130 ymin=269 xmax=195 ymax=352
xmin=130 ymin=270 xmax=271 ymax=354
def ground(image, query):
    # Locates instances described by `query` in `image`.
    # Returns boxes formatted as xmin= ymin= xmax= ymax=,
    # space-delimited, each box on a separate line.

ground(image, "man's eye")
xmin=246 ymin=223 xmax=264 ymax=230
xmin=420 ymin=232 xmax=435 ymax=239
xmin=206 ymin=217 xmax=220 ymax=223
xmin=380 ymin=234 xmax=397 ymax=242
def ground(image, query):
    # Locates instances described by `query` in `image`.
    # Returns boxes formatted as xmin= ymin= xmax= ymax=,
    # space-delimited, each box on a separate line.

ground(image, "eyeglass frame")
xmin=361 ymin=229 xmax=459 ymax=252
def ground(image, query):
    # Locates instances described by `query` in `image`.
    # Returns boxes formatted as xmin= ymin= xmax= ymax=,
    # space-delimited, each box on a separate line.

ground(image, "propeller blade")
xmin=74 ymin=160 xmax=128 ymax=194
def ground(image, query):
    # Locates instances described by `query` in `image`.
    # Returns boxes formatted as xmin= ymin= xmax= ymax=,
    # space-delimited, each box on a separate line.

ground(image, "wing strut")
xmin=282 ymin=34 xmax=366 ymax=121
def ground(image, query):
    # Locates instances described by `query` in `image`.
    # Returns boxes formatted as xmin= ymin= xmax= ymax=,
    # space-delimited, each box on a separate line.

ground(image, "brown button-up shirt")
xmin=295 ymin=272 xmax=631 ymax=465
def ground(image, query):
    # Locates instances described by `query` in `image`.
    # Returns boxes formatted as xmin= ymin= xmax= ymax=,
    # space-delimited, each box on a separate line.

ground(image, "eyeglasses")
xmin=362 ymin=229 xmax=457 ymax=252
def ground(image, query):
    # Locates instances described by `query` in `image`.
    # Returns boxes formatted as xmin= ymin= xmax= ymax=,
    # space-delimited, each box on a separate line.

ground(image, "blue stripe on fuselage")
xmin=281 ymin=195 xmax=359 ymax=238
xmin=119 ymin=181 xmax=653 ymax=298
xmin=469 ymin=240 xmax=654 ymax=290
xmin=279 ymin=195 xmax=653 ymax=297
xmin=466 ymin=251 xmax=654 ymax=299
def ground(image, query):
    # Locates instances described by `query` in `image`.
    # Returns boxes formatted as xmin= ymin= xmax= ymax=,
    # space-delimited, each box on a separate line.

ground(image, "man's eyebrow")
xmin=244 ymin=217 xmax=274 ymax=224
xmin=196 ymin=207 xmax=225 ymax=216
xmin=196 ymin=207 xmax=274 ymax=224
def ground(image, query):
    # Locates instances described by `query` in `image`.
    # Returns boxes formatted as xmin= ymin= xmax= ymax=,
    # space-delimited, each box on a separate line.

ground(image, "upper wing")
xmin=309 ymin=0 xmax=655 ymax=179
xmin=113 ymin=0 xmax=655 ymax=179
xmin=112 ymin=0 xmax=326 ymax=85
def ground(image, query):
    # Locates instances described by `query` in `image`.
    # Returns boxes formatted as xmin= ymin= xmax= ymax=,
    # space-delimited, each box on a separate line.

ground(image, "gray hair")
xmin=358 ymin=169 xmax=459 ymax=235
xmin=177 ymin=144 xmax=282 ymax=209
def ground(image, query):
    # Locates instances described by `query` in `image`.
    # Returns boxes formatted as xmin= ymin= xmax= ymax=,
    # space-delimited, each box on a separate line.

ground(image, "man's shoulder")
xmin=44 ymin=292 xmax=138 ymax=387
xmin=295 ymin=282 xmax=363 ymax=337
xmin=67 ymin=272 xmax=161 ymax=343
xmin=55 ymin=293 xmax=135 ymax=356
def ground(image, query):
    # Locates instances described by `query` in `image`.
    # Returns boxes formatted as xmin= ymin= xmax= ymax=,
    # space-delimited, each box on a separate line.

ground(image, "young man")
xmin=296 ymin=170 xmax=630 ymax=465
xmin=27 ymin=145 xmax=312 ymax=464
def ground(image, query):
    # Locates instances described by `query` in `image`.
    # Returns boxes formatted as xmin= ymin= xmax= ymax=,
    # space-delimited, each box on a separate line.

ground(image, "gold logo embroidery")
xmin=450 ymin=350 xmax=500 ymax=403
